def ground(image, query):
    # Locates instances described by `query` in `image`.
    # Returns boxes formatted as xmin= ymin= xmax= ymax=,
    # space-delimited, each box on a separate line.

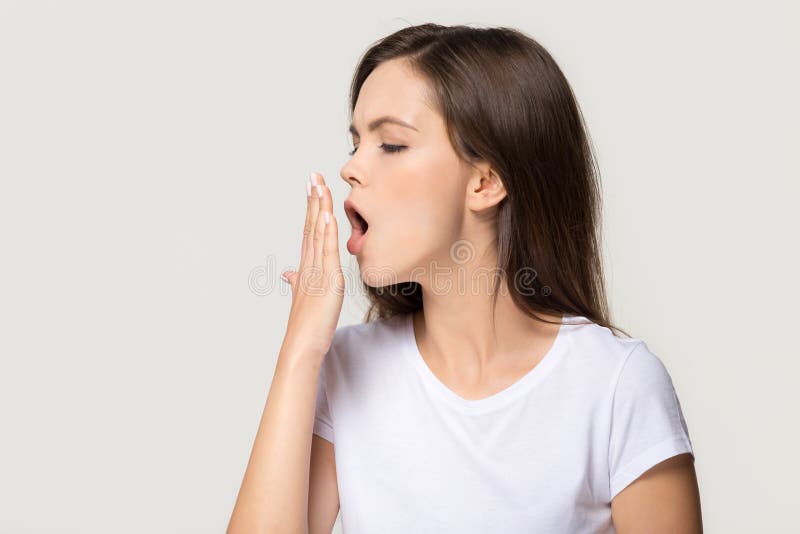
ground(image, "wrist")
xmin=279 ymin=336 xmax=326 ymax=367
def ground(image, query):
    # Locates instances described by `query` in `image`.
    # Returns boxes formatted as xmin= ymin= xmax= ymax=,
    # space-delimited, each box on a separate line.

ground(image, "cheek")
xmin=385 ymin=182 xmax=460 ymax=256
xmin=367 ymin=149 xmax=465 ymax=268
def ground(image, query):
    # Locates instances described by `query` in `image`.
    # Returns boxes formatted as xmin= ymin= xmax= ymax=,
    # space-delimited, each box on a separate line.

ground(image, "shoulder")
xmin=320 ymin=314 xmax=412 ymax=400
xmin=326 ymin=313 xmax=409 ymax=364
xmin=555 ymin=317 xmax=683 ymax=407
xmin=561 ymin=315 xmax=648 ymax=380
xmin=605 ymin=336 xmax=694 ymax=501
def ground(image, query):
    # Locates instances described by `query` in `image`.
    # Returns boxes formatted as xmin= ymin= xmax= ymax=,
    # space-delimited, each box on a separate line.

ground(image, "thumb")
xmin=281 ymin=270 xmax=299 ymax=287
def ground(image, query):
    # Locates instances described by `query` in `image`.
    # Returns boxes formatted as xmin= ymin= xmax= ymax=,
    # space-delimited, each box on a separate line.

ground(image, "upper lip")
xmin=343 ymin=198 xmax=369 ymax=232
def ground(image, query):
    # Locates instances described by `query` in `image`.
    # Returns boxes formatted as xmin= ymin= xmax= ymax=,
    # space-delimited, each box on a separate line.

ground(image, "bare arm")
xmin=611 ymin=453 xmax=703 ymax=533
xmin=227 ymin=173 xmax=344 ymax=534
xmin=308 ymin=434 xmax=339 ymax=533
xmin=227 ymin=345 xmax=324 ymax=534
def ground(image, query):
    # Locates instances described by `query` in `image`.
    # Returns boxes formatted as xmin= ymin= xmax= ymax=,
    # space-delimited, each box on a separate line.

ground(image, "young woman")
xmin=228 ymin=23 xmax=702 ymax=534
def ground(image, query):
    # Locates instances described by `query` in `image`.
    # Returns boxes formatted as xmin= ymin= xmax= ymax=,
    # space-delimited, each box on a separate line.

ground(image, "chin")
xmin=354 ymin=257 xmax=393 ymax=287
xmin=358 ymin=260 xmax=417 ymax=290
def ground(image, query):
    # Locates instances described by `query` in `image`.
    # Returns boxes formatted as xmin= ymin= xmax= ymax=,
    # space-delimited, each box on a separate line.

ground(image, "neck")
xmin=409 ymin=244 xmax=563 ymax=377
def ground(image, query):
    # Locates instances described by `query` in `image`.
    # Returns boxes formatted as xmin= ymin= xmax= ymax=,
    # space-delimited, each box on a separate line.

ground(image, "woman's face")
xmin=340 ymin=58 xmax=479 ymax=287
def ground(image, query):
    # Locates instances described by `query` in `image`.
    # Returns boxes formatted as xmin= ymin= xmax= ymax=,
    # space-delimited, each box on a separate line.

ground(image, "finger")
xmin=281 ymin=269 xmax=298 ymax=289
xmin=314 ymin=176 xmax=333 ymax=272
xmin=313 ymin=179 xmax=331 ymax=270
xmin=300 ymin=172 xmax=321 ymax=272
xmin=322 ymin=210 xmax=341 ymax=282
xmin=313 ymin=176 xmax=341 ymax=275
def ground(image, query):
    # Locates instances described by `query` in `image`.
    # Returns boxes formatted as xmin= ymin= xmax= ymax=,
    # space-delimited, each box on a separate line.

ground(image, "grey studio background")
xmin=0 ymin=1 xmax=797 ymax=533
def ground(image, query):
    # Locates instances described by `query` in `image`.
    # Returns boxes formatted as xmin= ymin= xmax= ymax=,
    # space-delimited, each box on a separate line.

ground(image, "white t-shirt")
xmin=313 ymin=312 xmax=694 ymax=533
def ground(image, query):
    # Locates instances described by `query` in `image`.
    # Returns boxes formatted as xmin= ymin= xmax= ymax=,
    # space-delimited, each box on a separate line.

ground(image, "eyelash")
xmin=348 ymin=143 xmax=407 ymax=156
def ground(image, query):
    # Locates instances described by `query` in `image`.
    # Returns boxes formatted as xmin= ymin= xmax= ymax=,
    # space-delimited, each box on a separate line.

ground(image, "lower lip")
xmin=347 ymin=226 xmax=368 ymax=255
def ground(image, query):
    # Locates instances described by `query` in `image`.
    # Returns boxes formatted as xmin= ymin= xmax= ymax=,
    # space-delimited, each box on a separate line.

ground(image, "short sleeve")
xmin=312 ymin=355 xmax=334 ymax=444
xmin=608 ymin=341 xmax=694 ymax=500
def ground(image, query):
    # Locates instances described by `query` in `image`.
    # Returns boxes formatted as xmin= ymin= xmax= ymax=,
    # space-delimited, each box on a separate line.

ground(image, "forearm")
xmin=227 ymin=341 xmax=323 ymax=534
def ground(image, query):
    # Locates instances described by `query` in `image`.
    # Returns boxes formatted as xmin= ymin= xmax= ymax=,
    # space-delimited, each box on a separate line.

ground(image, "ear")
xmin=466 ymin=162 xmax=507 ymax=213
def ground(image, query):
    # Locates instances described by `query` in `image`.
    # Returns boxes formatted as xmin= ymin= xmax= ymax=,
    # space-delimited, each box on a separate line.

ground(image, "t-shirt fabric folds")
xmin=313 ymin=312 xmax=694 ymax=534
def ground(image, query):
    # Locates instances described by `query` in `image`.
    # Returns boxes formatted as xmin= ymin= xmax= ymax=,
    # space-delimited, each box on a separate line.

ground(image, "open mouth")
xmin=344 ymin=201 xmax=369 ymax=233
xmin=352 ymin=209 xmax=369 ymax=233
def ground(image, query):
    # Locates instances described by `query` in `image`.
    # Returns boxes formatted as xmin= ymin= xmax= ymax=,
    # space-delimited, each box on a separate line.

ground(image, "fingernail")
xmin=309 ymin=172 xmax=319 ymax=186
xmin=306 ymin=182 xmax=312 ymax=197
xmin=315 ymin=184 xmax=323 ymax=198
xmin=323 ymin=211 xmax=330 ymax=225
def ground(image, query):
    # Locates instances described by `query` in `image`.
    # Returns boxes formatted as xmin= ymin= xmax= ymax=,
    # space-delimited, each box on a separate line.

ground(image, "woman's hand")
xmin=280 ymin=172 xmax=344 ymax=360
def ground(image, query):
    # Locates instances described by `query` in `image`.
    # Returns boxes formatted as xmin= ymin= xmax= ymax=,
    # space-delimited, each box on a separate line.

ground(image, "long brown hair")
xmin=347 ymin=23 xmax=631 ymax=339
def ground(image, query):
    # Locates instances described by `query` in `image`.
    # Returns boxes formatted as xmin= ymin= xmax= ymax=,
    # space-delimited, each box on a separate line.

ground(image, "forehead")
xmin=351 ymin=59 xmax=435 ymax=132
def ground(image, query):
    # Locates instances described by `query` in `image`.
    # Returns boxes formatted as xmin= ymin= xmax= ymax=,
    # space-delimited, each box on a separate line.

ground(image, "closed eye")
xmin=348 ymin=143 xmax=407 ymax=156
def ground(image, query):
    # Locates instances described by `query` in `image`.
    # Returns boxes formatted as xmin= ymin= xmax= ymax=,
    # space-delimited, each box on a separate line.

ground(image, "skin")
xmin=611 ymin=453 xmax=703 ymax=533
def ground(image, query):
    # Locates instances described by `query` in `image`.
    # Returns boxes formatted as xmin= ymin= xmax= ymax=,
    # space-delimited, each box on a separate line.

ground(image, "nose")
xmin=339 ymin=159 xmax=364 ymax=188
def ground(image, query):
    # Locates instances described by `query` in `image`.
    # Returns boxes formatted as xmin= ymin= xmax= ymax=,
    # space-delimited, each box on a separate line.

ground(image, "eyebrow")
xmin=348 ymin=116 xmax=419 ymax=136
